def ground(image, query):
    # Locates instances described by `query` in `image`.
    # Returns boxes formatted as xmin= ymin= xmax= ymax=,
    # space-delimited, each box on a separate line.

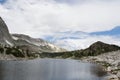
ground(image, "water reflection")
xmin=0 ymin=59 xmax=106 ymax=80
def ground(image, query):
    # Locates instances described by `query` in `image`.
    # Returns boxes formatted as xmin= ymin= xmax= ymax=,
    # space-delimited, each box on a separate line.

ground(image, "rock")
xmin=104 ymin=74 xmax=119 ymax=80
xmin=116 ymin=72 xmax=120 ymax=79
xmin=117 ymin=62 xmax=120 ymax=69
xmin=107 ymin=66 xmax=118 ymax=72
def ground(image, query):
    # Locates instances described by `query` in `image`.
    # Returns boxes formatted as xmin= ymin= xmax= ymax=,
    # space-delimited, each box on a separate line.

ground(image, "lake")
xmin=0 ymin=59 xmax=107 ymax=80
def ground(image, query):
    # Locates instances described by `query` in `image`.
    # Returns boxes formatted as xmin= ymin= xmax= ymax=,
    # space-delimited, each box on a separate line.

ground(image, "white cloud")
xmin=54 ymin=35 xmax=120 ymax=50
xmin=0 ymin=0 xmax=120 ymax=38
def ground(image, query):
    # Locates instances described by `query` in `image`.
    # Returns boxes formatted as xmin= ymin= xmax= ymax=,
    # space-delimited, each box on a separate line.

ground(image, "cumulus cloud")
xmin=0 ymin=0 xmax=120 ymax=38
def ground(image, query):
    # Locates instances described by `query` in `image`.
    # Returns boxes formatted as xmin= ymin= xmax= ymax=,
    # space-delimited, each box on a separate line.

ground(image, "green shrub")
xmin=6 ymin=47 xmax=25 ymax=57
xmin=0 ymin=47 xmax=4 ymax=53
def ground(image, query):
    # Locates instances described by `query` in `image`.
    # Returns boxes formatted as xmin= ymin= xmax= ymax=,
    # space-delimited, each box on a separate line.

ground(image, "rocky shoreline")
xmin=81 ymin=50 xmax=120 ymax=80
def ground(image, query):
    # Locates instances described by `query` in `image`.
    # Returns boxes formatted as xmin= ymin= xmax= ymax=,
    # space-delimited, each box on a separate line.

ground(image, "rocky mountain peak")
xmin=83 ymin=41 xmax=120 ymax=56
xmin=89 ymin=41 xmax=120 ymax=50
xmin=89 ymin=41 xmax=108 ymax=49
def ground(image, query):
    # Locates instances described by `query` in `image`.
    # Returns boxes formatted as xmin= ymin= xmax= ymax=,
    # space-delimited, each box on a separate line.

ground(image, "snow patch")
xmin=12 ymin=36 xmax=19 ymax=40
xmin=5 ymin=40 xmax=13 ymax=46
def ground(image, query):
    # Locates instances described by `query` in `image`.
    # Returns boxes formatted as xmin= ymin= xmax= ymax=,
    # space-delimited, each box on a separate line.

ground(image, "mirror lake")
xmin=0 ymin=59 xmax=107 ymax=80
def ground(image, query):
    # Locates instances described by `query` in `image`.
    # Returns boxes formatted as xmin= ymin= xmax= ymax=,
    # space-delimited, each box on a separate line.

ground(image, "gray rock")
xmin=116 ymin=72 xmax=120 ymax=79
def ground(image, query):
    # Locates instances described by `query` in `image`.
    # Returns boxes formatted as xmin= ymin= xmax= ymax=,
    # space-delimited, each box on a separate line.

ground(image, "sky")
xmin=0 ymin=0 xmax=6 ymax=3
xmin=43 ymin=26 xmax=120 ymax=50
xmin=0 ymin=0 xmax=120 ymax=38
xmin=0 ymin=0 xmax=120 ymax=50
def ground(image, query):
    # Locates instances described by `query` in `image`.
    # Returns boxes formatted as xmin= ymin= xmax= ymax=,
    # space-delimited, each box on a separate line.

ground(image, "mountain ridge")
xmin=0 ymin=17 xmax=66 ymax=54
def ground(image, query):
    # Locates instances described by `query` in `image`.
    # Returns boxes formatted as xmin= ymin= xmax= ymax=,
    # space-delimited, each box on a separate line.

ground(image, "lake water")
xmin=0 ymin=59 xmax=106 ymax=80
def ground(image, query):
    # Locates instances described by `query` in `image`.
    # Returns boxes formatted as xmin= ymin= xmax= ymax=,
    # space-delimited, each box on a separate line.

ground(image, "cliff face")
xmin=0 ymin=17 xmax=14 ymax=46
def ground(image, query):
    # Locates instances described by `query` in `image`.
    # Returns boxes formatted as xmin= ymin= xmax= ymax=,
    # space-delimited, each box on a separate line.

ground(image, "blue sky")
xmin=0 ymin=0 xmax=6 ymax=4
xmin=90 ymin=26 xmax=120 ymax=36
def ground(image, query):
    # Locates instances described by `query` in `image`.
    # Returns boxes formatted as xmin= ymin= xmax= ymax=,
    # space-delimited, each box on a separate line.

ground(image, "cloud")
xmin=43 ymin=28 xmax=120 ymax=50
xmin=52 ymin=35 xmax=120 ymax=50
xmin=0 ymin=0 xmax=120 ymax=38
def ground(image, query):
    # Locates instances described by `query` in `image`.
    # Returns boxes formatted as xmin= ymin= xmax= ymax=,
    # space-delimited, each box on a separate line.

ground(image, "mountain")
xmin=82 ymin=41 xmax=120 ymax=56
xmin=44 ymin=27 xmax=120 ymax=50
xmin=0 ymin=17 xmax=65 ymax=54
xmin=12 ymin=34 xmax=66 ymax=53
xmin=0 ymin=17 xmax=14 ymax=46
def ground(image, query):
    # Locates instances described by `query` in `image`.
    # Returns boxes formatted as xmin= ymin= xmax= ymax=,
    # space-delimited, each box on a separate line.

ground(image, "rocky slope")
xmin=81 ymin=50 xmax=120 ymax=80
xmin=12 ymin=34 xmax=66 ymax=53
xmin=0 ymin=17 xmax=14 ymax=46
xmin=82 ymin=41 xmax=120 ymax=56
